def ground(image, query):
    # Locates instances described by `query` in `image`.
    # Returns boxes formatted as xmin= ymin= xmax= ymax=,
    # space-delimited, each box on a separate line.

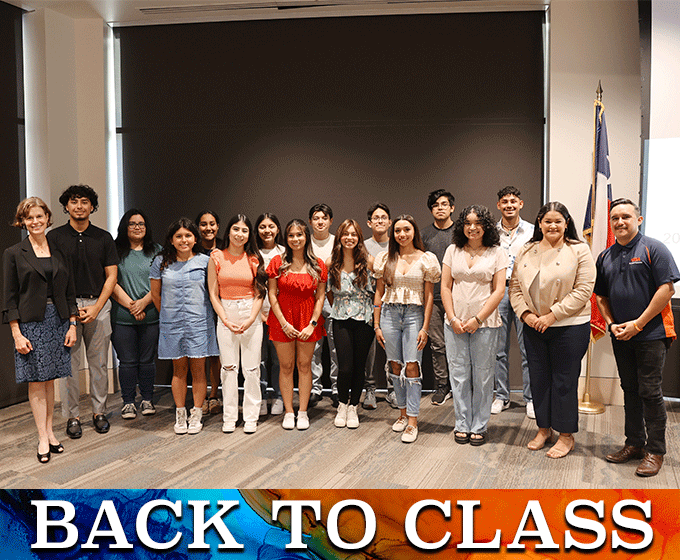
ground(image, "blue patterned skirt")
xmin=14 ymin=303 xmax=72 ymax=383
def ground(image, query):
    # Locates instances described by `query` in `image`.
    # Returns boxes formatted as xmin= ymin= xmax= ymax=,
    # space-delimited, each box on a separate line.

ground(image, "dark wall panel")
xmin=118 ymin=11 xmax=545 ymax=389
xmin=0 ymin=0 xmax=25 ymax=408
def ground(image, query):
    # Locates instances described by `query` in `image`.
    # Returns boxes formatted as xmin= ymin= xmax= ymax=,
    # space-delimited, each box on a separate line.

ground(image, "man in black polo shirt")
xmin=595 ymin=198 xmax=679 ymax=477
xmin=48 ymin=185 xmax=119 ymax=439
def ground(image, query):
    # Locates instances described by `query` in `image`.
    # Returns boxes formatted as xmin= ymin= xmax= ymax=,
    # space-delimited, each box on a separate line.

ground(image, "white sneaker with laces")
xmin=282 ymin=412 xmax=295 ymax=430
xmin=187 ymin=406 xmax=203 ymax=434
xmin=174 ymin=407 xmax=188 ymax=434
xmin=392 ymin=416 xmax=408 ymax=432
xmin=346 ymin=405 xmax=359 ymax=429
xmin=222 ymin=421 xmax=236 ymax=433
xmin=334 ymin=402 xmax=348 ymax=428
xmin=271 ymin=398 xmax=284 ymax=415
xmin=259 ymin=399 xmax=268 ymax=417
xmin=401 ymin=425 xmax=418 ymax=443
xmin=526 ymin=401 xmax=536 ymax=419
xmin=297 ymin=410 xmax=309 ymax=430
xmin=490 ymin=398 xmax=510 ymax=415
xmin=244 ymin=421 xmax=257 ymax=433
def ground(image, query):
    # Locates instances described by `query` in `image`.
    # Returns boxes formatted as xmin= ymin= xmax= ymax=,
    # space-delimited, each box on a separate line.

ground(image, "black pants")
xmin=333 ymin=318 xmax=375 ymax=406
xmin=523 ymin=323 xmax=590 ymax=433
xmin=611 ymin=337 xmax=670 ymax=455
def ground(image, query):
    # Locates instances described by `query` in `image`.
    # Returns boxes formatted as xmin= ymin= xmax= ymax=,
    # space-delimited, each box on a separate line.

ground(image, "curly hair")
xmin=223 ymin=214 xmax=267 ymax=299
xmin=158 ymin=217 xmax=200 ymax=271
xmin=279 ymin=219 xmax=322 ymax=282
xmin=452 ymin=205 xmax=500 ymax=248
xmin=58 ymin=184 xmax=99 ymax=212
xmin=382 ymin=215 xmax=426 ymax=286
xmin=328 ymin=219 xmax=370 ymax=290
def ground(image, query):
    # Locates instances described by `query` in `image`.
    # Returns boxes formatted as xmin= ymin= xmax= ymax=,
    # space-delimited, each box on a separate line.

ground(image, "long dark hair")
xmin=195 ymin=210 xmax=222 ymax=250
xmin=452 ymin=205 xmax=500 ymax=248
xmin=223 ymin=214 xmax=267 ymax=298
xmin=254 ymin=213 xmax=284 ymax=249
xmin=530 ymin=202 xmax=582 ymax=244
xmin=279 ymin=219 xmax=322 ymax=282
xmin=115 ymin=208 xmax=157 ymax=259
xmin=159 ymin=218 xmax=200 ymax=271
xmin=329 ymin=219 xmax=370 ymax=290
xmin=383 ymin=215 xmax=425 ymax=286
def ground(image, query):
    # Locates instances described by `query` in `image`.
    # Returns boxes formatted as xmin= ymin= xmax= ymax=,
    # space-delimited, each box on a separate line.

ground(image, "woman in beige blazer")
xmin=510 ymin=202 xmax=595 ymax=459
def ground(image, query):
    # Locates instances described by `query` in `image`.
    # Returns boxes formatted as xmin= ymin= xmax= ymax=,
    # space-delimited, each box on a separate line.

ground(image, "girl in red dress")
xmin=266 ymin=219 xmax=327 ymax=430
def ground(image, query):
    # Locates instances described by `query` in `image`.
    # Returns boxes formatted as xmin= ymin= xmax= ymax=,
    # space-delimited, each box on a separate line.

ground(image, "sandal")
xmin=470 ymin=432 xmax=487 ymax=446
xmin=546 ymin=434 xmax=574 ymax=459
xmin=49 ymin=443 xmax=64 ymax=454
xmin=527 ymin=428 xmax=553 ymax=451
xmin=454 ymin=432 xmax=470 ymax=444
xmin=37 ymin=446 xmax=51 ymax=464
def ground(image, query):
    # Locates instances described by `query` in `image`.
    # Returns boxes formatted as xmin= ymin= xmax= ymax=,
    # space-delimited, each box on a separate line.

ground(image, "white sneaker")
xmin=271 ymin=398 xmax=284 ymax=415
xmin=297 ymin=410 xmax=309 ymax=430
xmin=222 ymin=421 xmax=236 ymax=433
xmin=244 ymin=421 xmax=257 ymax=433
xmin=282 ymin=412 xmax=295 ymax=430
xmin=392 ymin=416 xmax=408 ymax=432
xmin=259 ymin=399 xmax=268 ymax=417
xmin=187 ymin=406 xmax=203 ymax=434
xmin=346 ymin=405 xmax=359 ymax=429
xmin=174 ymin=407 xmax=188 ymax=434
xmin=121 ymin=403 xmax=137 ymax=419
xmin=490 ymin=398 xmax=510 ymax=415
xmin=526 ymin=401 xmax=536 ymax=419
xmin=401 ymin=424 xmax=418 ymax=443
xmin=334 ymin=402 xmax=348 ymax=428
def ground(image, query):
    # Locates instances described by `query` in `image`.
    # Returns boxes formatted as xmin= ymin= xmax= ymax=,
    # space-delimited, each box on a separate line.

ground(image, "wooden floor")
xmin=2 ymin=389 xmax=679 ymax=489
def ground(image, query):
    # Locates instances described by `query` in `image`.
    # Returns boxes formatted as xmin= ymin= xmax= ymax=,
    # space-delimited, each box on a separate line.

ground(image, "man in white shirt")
xmin=492 ymin=186 xmax=535 ymax=418
xmin=363 ymin=202 xmax=397 ymax=409
xmin=308 ymin=203 xmax=338 ymax=406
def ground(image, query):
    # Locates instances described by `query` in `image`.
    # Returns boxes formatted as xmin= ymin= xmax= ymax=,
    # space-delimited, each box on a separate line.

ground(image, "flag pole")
xmin=579 ymin=81 xmax=606 ymax=415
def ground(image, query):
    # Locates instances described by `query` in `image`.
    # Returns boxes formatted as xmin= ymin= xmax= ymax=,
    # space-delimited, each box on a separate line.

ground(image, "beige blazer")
xmin=509 ymin=241 xmax=596 ymax=327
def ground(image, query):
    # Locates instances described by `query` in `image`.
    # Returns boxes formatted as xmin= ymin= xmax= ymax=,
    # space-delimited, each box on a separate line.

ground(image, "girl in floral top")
xmin=326 ymin=219 xmax=375 ymax=429
xmin=373 ymin=215 xmax=441 ymax=443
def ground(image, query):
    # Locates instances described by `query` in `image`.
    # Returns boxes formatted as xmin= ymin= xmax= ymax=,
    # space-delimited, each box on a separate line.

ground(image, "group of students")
xmin=4 ymin=184 xmax=677 ymax=477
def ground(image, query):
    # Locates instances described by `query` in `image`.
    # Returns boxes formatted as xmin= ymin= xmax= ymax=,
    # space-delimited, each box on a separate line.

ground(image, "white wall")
xmin=549 ymin=0 xmax=641 ymax=405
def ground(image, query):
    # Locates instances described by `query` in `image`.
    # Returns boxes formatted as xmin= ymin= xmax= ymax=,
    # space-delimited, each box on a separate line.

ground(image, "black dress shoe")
xmin=66 ymin=418 xmax=82 ymax=439
xmin=331 ymin=394 xmax=339 ymax=408
xmin=37 ymin=447 xmax=51 ymax=464
xmin=49 ymin=443 xmax=65 ymax=454
xmin=93 ymin=413 xmax=110 ymax=434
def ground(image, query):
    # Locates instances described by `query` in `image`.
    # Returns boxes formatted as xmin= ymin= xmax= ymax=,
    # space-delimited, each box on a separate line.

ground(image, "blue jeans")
xmin=446 ymin=325 xmax=499 ymax=434
xmin=312 ymin=299 xmax=338 ymax=396
xmin=111 ymin=322 xmax=159 ymax=404
xmin=381 ymin=304 xmax=423 ymax=417
xmin=494 ymin=289 xmax=531 ymax=402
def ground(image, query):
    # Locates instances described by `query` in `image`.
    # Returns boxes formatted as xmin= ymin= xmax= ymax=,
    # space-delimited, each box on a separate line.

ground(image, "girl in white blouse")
xmin=441 ymin=205 xmax=507 ymax=446
xmin=373 ymin=215 xmax=441 ymax=443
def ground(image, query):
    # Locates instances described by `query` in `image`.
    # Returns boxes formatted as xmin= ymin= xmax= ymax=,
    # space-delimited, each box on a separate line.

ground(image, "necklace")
xmin=466 ymin=246 xmax=485 ymax=259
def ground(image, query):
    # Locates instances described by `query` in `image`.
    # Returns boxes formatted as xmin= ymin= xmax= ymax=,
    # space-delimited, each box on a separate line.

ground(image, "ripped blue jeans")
xmin=380 ymin=303 xmax=423 ymax=417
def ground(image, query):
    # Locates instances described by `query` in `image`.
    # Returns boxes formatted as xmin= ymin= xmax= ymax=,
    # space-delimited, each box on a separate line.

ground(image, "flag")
xmin=583 ymin=99 xmax=615 ymax=340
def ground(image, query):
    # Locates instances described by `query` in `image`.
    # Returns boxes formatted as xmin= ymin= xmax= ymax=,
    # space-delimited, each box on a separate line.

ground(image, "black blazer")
xmin=2 ymin=237 xmax=77 ymax=324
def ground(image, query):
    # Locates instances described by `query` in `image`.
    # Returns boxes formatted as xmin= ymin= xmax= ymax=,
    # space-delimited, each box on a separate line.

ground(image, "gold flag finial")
xmin=596 ymin=80 xmax=603 ymax=102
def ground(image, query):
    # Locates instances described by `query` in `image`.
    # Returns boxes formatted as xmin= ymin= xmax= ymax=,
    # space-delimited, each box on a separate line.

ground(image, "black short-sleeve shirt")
xmin=594 ymin=233 xmax=679 ymax=341
xmin=47 ymin=222 xmax=119 ymax=297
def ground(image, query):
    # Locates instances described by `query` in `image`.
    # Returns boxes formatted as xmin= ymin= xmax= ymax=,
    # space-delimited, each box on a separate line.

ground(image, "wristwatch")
xmin=310 ymin=319 xmax=318 ymax=327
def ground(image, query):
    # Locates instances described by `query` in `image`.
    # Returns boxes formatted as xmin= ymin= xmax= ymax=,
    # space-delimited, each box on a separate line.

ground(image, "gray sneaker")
xmin=386 ymin=391 xmax=399 ymax=409
xmin=431 ymin=386 xmax=452 ymax=406
xmin=121 ymin=403 xmax=137 ymax=419
xmin=140 ymin=400 xmax=156 ymax=416
xmin=362 ymin=387 xmax=377 ymax=410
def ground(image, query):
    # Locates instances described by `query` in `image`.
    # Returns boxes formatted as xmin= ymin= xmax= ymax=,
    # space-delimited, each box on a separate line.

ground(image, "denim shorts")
xmin=380 ymin=303 xmax=424 ymax=371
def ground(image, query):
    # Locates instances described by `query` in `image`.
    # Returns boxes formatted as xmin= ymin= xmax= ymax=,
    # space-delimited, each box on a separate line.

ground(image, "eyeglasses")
xmin=432 ymin=202 xmax=450 ymax=209
xmin=371 ymin=216 xmax=389 ymax=223
xmin=128 ymin=222 xmax=146 ymax=229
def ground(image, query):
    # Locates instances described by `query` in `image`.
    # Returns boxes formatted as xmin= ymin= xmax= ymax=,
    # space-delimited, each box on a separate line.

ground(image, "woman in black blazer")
xmin=3 ymin=197 xmax=77 ymax=464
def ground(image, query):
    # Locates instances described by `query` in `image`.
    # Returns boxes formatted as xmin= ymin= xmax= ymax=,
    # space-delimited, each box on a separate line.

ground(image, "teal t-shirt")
xmin=111 ymin=244 xmax=162 ymax=325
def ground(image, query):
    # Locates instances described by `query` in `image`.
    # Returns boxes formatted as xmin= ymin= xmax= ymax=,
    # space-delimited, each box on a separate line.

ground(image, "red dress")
xmin=266 ymin=255 xmax=327 ymax=343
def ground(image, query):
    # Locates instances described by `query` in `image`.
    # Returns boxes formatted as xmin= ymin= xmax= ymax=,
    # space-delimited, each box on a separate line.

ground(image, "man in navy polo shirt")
xmin=595 ymin=198 xmax=679 ymax=477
